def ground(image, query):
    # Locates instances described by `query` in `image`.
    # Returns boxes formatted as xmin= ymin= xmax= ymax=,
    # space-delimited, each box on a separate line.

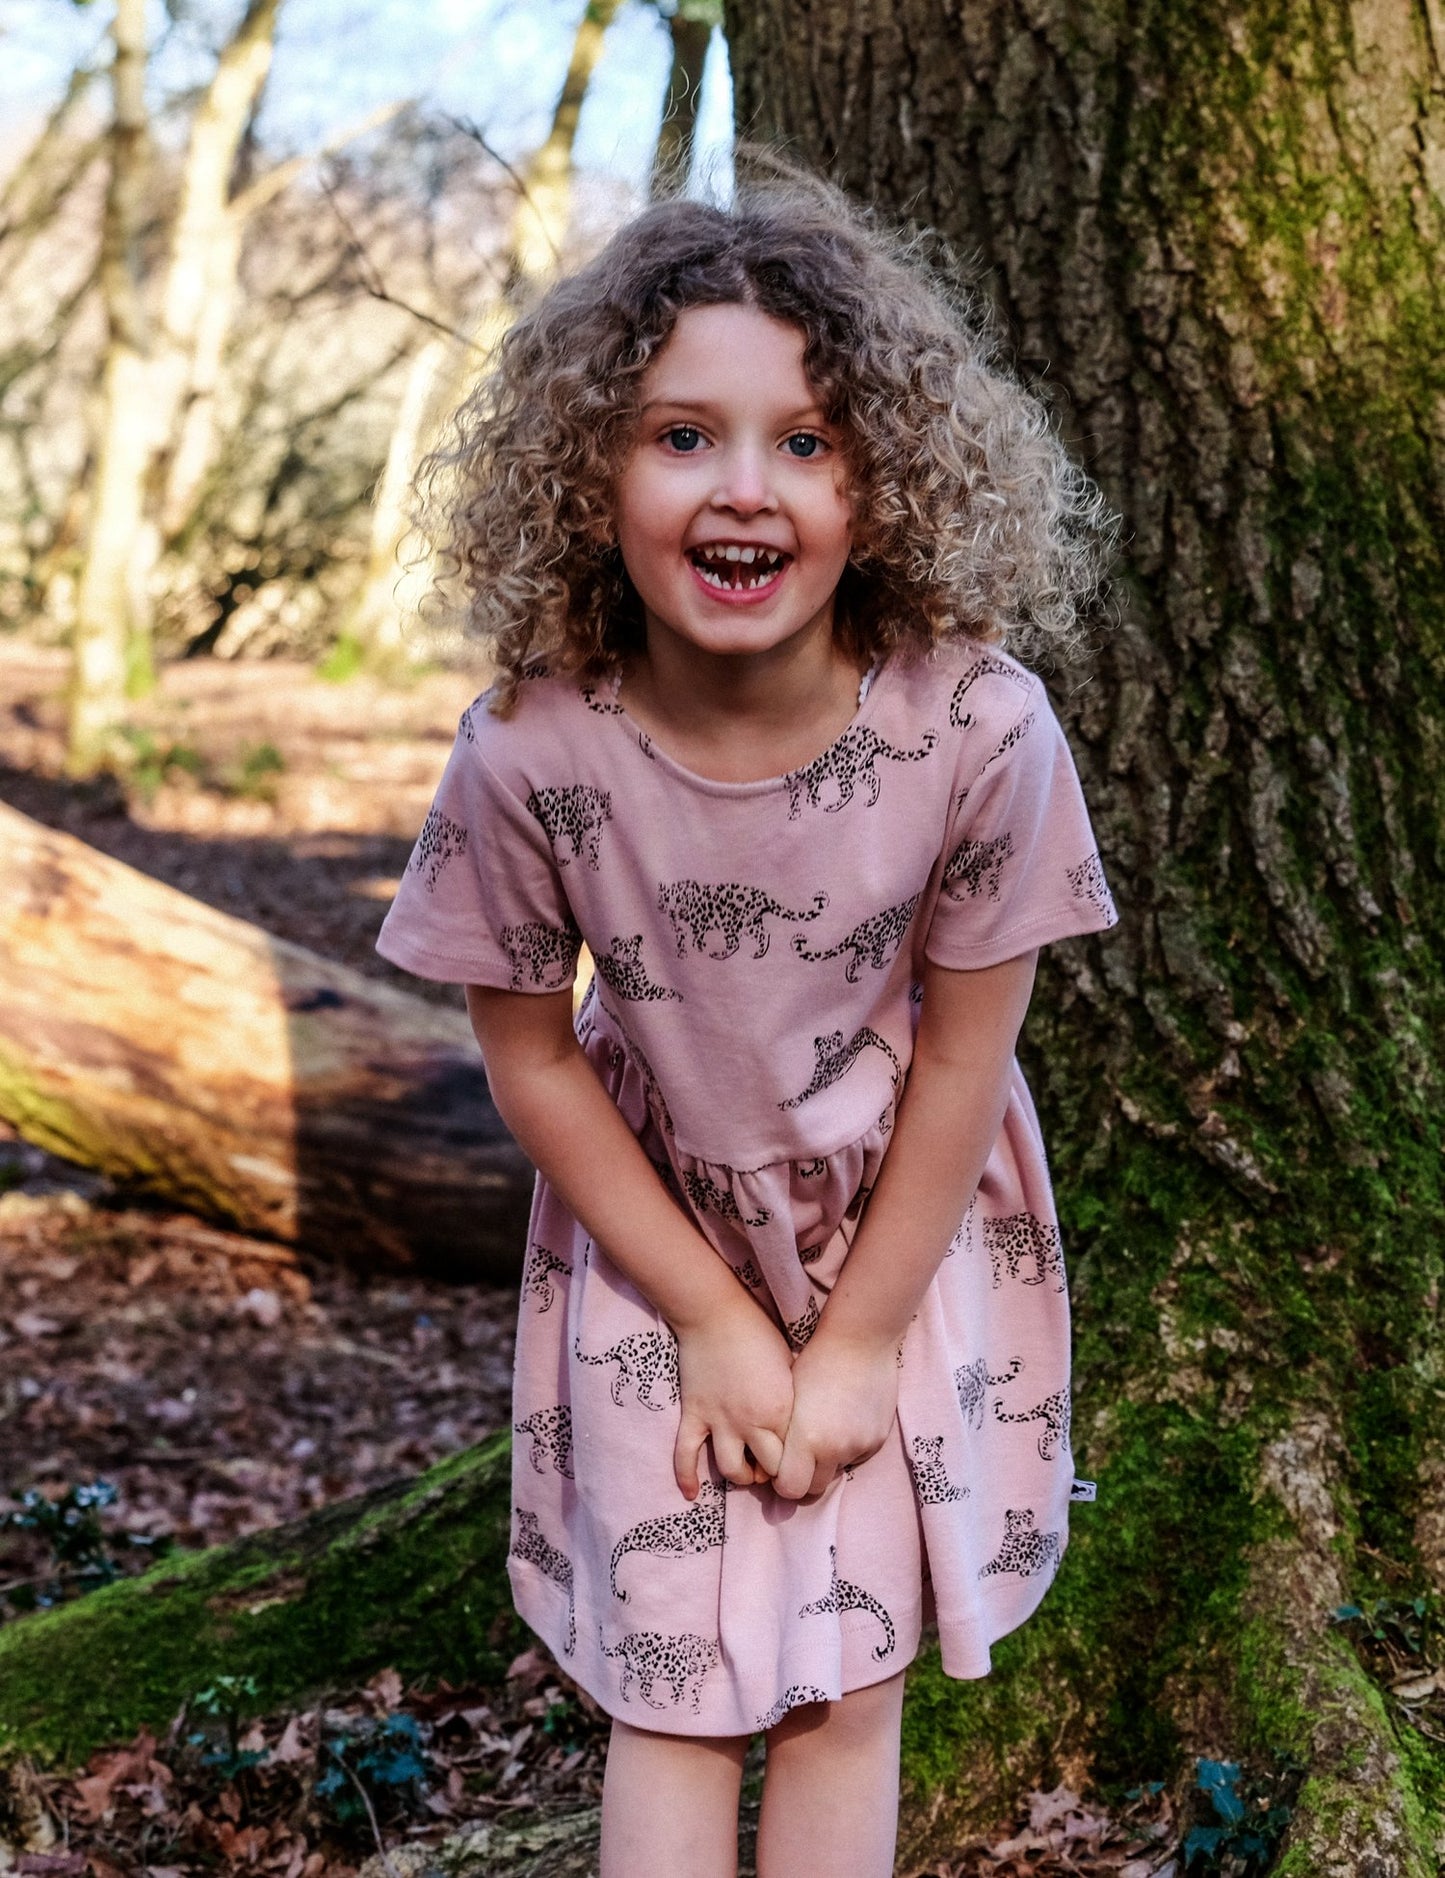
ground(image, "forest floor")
xmin=0 ymin=641 xmax=1179 ymax=1877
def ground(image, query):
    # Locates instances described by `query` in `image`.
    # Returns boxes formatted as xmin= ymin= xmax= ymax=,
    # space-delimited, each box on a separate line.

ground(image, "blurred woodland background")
xmin=3 ymin=1 xmax=1445 ymax=1875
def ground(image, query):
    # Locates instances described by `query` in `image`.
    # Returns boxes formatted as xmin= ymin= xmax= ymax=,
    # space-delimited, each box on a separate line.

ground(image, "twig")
xmin=318 ymin=175 xmax=485 ymax=352
xmin=445 ymin=114 xmax=561 ymax=268
xmin=333 ymin=1750 xmax=403 ymax=1878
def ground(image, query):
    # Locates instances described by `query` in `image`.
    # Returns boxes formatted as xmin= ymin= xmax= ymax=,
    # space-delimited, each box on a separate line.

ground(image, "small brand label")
xmin=1070 ymin=1478 xmax=1097 ymax=1503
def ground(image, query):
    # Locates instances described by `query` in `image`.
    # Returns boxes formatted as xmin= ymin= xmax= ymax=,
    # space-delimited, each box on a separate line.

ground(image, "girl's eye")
xmin=784 ymin=433 xmax=825 ymax=459
xmin=664 ymin=425 xmax=703 ymax=452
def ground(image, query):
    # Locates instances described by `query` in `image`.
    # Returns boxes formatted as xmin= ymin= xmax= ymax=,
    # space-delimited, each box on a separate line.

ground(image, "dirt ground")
xmin=0 ymin=641 xmax=1179 ymax=1876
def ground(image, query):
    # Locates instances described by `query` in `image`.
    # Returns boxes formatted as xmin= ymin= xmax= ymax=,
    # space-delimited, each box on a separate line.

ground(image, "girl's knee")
xmin=765 ymin=1672 xmax=905 ymax=1751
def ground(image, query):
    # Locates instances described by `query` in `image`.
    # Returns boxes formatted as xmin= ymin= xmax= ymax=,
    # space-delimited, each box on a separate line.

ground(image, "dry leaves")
xmin=909 ymin=1783 xmax=1177 ymax=1878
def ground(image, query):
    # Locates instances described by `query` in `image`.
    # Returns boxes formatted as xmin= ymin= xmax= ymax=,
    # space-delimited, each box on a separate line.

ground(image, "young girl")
xmin=376 ymin=165 xmax=1116 ymax=1878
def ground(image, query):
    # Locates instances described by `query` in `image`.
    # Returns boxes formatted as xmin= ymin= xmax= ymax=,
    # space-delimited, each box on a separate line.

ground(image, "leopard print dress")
xmin=377 ymin=643 xmax=1116 ymax=1737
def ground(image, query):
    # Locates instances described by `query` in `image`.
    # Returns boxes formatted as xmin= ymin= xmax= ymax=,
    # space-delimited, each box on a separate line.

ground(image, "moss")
xmin=0 ymin=1433 xmax=519 ymax=1769
xmin=899 ymin=1398 xmax=1266 ymax=1826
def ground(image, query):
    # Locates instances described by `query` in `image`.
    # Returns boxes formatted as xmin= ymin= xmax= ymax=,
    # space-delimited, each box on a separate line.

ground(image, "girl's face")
xmin=612 ymin=303 xmax=854 ymax=670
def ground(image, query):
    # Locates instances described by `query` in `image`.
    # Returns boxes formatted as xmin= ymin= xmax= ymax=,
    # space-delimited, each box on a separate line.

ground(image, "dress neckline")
xmin=606 ymin=656 xmax=889 ymax=798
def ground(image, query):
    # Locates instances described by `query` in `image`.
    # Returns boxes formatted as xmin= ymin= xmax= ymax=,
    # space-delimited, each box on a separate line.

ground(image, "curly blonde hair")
xmin=417 ymin=156 xmax=1113 ymax=714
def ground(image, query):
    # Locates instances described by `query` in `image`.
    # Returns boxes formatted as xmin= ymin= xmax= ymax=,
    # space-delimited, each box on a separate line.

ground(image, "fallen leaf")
xmin=11 ymin=1311 xmax=63 ymax=1340
xmin=367 ymin=1666 xmax=403 ymax=1710
xmin=1392 ymin=1669 xmax=1445 ymax=1701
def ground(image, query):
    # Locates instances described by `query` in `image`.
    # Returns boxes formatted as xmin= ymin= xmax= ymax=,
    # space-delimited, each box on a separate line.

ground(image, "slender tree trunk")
xmin=650 ymin=5 xmax=717 ymax=195
xmin=67 ymin=0 xmax=150 ymax=776
xmin=342 ymin=334 xmax=455 ymax=652
xmin=726 ymin=0 xmax=1445 ymax=1866
xmin=345 ymin=2 xmax=625 ymax=659
xmin=123 ymin=0 xmax=281 ymax=639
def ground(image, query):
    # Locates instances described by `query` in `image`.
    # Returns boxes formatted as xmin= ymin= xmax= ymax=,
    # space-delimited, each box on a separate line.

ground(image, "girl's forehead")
xmin=641 ymin=304 xmax=820 ymax=407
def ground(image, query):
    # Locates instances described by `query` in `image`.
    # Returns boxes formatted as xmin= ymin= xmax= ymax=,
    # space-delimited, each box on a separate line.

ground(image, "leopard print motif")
xmin=982 ymin=710 xmax=1037 ymax=771
xmin=779 ymin=1027 xmax=902 ymax=1110
xmin=593 ymin=934 xmax=681 ymax=1003
xmin=600 ymin=1629 xmax=720 ymax=1713
xmin=942 ymin=832 xmax=1015 ymax=902
xmin=909 ymin=1434 xmax=968 ymax=1503
xmin=791 ymin=892 xmax=921 ymax=982
xmin=783 ymin=725 xmax=938 ymax=820
xmin=978 ymin=1507 xmax=1063 ymax=1582
xmin=574 ymin=1329 xmax=680 ymax=1411
xmin=681 ymin=1168 xmax=772 ymax=1228
xmin=511 ymin=1510 xmax=575 ymax=1654
xmin=514 ymin=1404 xmax=574 ymax=1478
xmin=409 ymin=807 xmax=467 ymax=892
xmin=580 ymin=680 xmax=623 ymax=715
xmin=948 ymin=653 xmax=1033 ymax=727
xmin=611 ymin=1480 xmax=727 ymax=1601
xmin=522 ymin=1242 xmax=571 ymax=1313
xmin=953 ymin=1354 xmax=1022 ymax=1430
xmin=731 ymin=1257 xmax=763 ymax=1288
xmin=994 ymin=1386 xmax=1072 ymax=1461
xmin=797 ymin=1157 xmax=828 ymax=1177
xmin=786 ymin=1293 xmax=820 ymax=1349
xmin=658 ymin=881 xmax=829 ymax=960
xmin=458 ymin=701 xmax=480 ymax=742
xmin=757 ymin=1685 xmax=830 ymax=1730
xmin=626 ymin=1029 xmax=674 ymax=1134
xmin=526 ymin=784 xmax=612 ymax=869
xmin=1067 ymin=850 xmax=1114 ymax=919
xmin=984 ymin=1213 xmax=1066 ymax=1293
xmin=799 ymin=1544 xmax=896 ymax=1661
xmin=501 ymin=917 xmax=581 ymax=991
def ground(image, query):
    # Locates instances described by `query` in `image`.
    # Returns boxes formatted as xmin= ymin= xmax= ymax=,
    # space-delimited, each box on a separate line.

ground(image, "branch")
xmin=444 ymin=114 xmax=561 ymax=269
xmin=318 ymin=176 xmax=490 ymax=353
xmin=230 ymin=99 xmax=411 ymax=220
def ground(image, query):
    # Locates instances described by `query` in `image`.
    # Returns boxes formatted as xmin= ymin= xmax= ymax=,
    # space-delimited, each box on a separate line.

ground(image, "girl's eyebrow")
xmin=640 ymin=395 xmax=830 ymax=424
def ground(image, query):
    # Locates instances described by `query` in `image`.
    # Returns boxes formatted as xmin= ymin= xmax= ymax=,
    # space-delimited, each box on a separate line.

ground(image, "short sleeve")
xmin=925 ymin=682 xmax=1117 ymax=971
xmin=375 ymin=708 xmax=581 ymax=991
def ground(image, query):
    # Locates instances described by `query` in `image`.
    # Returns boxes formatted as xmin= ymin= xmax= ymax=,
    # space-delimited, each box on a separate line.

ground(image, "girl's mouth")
xmin=686 ymin=544 xmax=790 ymax=595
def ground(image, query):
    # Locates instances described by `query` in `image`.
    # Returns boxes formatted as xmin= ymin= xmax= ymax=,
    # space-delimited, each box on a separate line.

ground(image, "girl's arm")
xmin=465 ymin=984 xmax=795 ymax=1498
xmin=772 ymin=949 xmax=1039 ymax=1502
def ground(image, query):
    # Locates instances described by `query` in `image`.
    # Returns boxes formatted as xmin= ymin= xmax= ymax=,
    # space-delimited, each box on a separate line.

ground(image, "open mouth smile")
xmin=686 ymin=544 xmax=791 ymax=595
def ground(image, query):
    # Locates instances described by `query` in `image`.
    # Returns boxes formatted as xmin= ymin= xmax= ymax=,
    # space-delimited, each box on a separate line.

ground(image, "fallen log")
xmin=0 ymin=1435 xmax=520 ymax=1768
xmin=0 ymin=801 xmax=532 ymax=1277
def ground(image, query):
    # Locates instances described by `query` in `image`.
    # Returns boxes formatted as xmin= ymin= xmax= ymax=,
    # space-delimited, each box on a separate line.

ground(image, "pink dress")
xmin=376 ymin=640 xmax=1116 ymax=1736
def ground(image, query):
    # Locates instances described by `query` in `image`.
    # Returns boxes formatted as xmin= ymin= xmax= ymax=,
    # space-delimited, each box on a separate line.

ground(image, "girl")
xmin=377 ymin=165 xmax=1116 ymax=1878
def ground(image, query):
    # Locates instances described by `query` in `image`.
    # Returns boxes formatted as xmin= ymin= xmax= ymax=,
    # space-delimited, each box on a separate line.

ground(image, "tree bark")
xmin=650 ymin=5 xmax=718 ymax=194
xmin=67 ymin=0 xmax=151 ymax=777
xmin=0 ymin=804 xmax=533 ymax=1277
xmin=725 ymin=0 xmax=1445 ymax=1866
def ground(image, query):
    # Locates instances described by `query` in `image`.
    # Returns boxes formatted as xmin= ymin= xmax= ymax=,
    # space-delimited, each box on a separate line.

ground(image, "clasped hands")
xmin=672 ymin=1291 xmax=899 ymax=1504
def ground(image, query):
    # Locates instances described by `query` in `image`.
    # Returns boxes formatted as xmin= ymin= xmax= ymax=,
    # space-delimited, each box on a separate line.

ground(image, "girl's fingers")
xmin=672 ymin=1418 xmax=706 ymax=1501
xmin=747 ymin=1427 xmax=785 ymax=1478
xmin=772 ymin=1436 xmax=815 ymax=1502
xmin=710 ymin=1430 xmax=755 ymax=1489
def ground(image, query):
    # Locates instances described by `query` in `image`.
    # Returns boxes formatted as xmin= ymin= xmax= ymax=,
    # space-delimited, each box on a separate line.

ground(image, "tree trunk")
xmin=67 ymin=0 xmax=151 ymax=777
xmin=650 ymin=5 xmax=717 ymax=195
xmin=0 ymin=804 xmax=533 ymax=1277
xmin=0 ymin=1436 xmax=516 ymax=1767
xmin=726 ymin=0 xmax=1445 ymax=1866
xmin=348 ymin=2 xmax=626 ymax=659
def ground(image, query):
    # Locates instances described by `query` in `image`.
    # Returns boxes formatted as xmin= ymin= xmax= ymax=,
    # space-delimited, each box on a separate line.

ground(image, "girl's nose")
xmin=709 ymin=443 xmax=778 ymax=516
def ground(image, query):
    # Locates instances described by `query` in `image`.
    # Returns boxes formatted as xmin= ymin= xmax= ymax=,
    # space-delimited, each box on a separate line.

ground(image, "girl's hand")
xmin=673 ymin=1295 xmax=795 ymax=1499
xmin=772 ymin=1330 xmax=900 ymax=1502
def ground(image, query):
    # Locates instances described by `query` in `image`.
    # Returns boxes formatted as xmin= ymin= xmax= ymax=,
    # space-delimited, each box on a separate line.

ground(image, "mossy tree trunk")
xmin=724 ymin=0 xmax=1445 ymax=1866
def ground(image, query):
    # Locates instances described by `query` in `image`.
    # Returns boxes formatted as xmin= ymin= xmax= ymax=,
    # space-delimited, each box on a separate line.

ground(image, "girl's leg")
xmin=755 ymin=1672 xmax=906 ymax=1878
xmin=600 ymin=1717 xmax=749 ymax=1878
